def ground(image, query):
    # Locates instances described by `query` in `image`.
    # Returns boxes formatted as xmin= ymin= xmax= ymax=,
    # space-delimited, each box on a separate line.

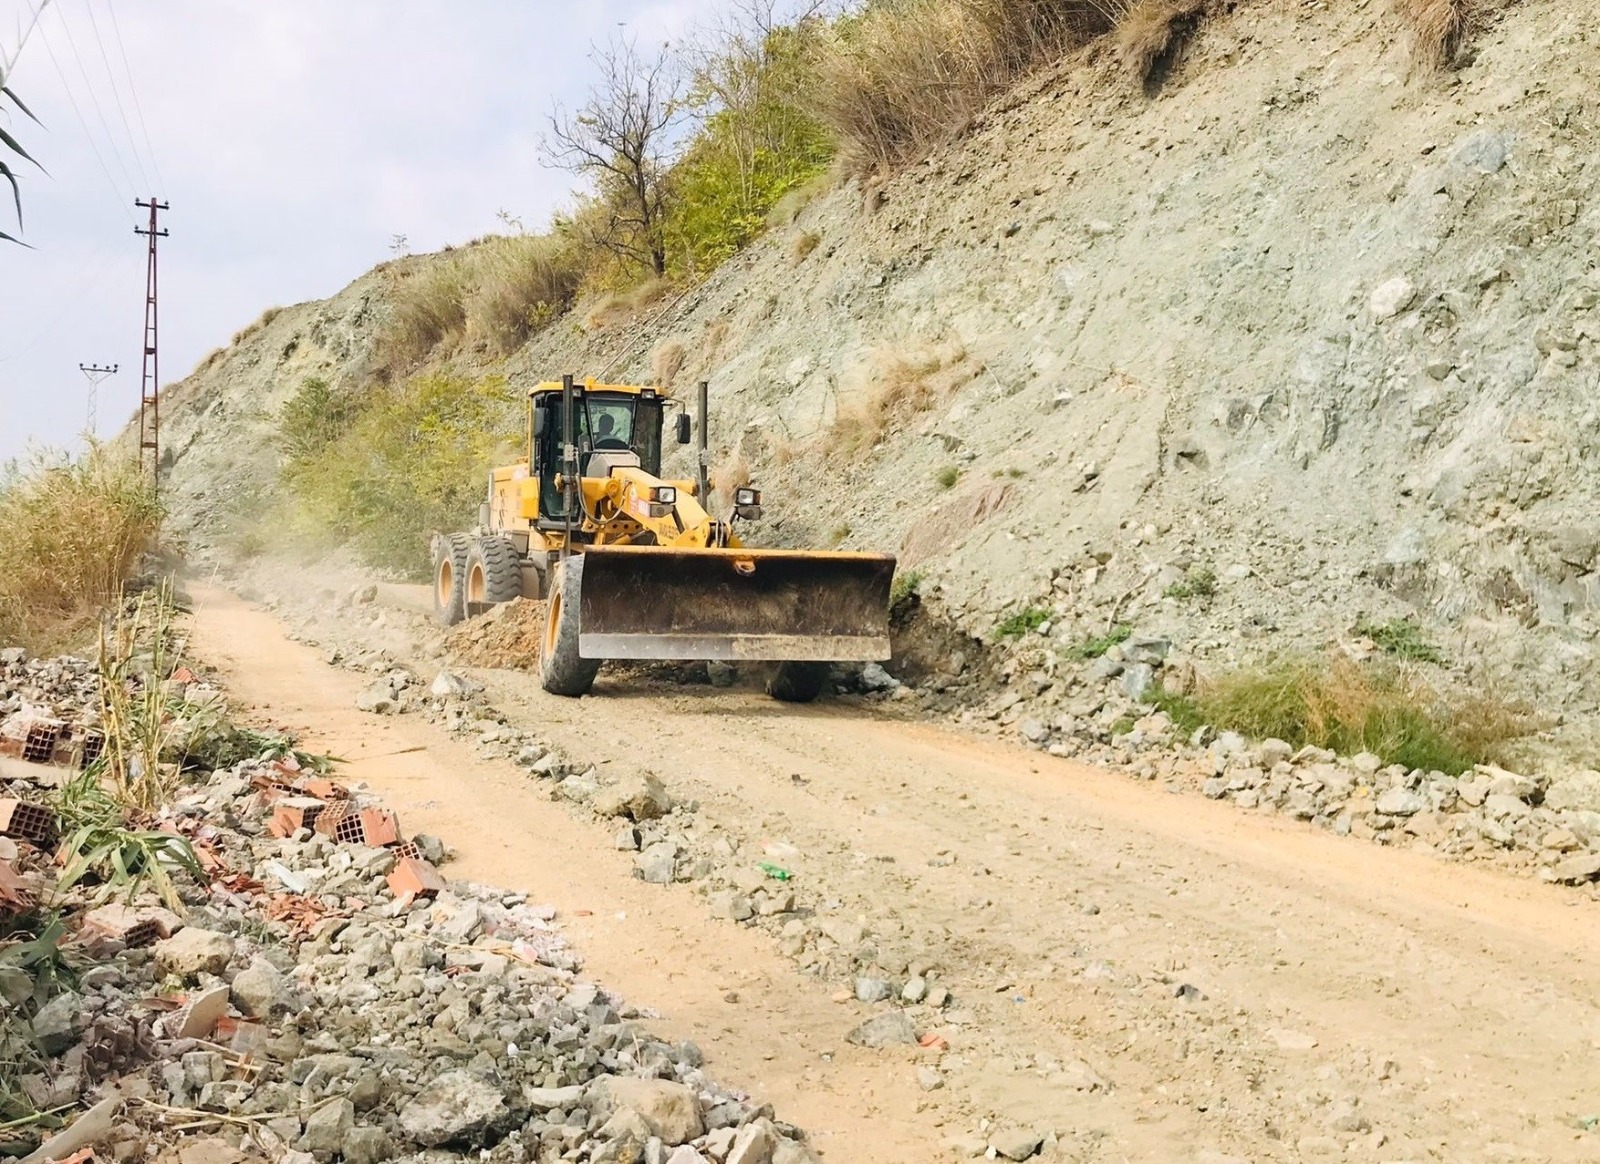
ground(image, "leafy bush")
xmin=935 ymin=465 xmax=960 ymax=489
xmin=283 ymin=373 xmax=520 ymax=574
xmin=996 ymin=606 xmax=1052 ymax=639
xmin=0 ymin=447 xmax=162 ymax=652
xmin=1149 ymin=655 xmax=1533 ymax=775
xmin=278 ymin=376 xmax=359 ymax=462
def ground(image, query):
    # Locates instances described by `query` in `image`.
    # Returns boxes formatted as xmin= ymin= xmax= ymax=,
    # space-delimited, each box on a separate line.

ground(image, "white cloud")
xmin=0 ymin=0 xmax=720 ymax=459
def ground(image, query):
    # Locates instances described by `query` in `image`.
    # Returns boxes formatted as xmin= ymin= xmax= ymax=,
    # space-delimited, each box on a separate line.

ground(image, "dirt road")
xmin=188 ymin=582 xmax=1600 ymax=1163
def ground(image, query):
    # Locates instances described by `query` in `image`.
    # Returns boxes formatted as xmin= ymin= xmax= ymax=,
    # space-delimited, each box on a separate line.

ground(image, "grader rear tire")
xmin=431 ymin=533 xmax=471 ymax=627
xmin=540 ymin=556 xmax=601 ymax=697
xmin=767 ymin=662 xmax=827 ymax=703
xmin=466 ymin=536 xmax=523 ymax=612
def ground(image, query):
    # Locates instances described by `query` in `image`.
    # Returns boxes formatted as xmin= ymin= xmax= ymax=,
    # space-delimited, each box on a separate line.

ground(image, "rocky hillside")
xmin=155 ymin=0 xmax=1600 ymax=751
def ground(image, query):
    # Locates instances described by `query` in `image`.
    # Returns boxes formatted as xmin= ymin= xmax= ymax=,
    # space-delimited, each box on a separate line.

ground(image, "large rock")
xmin=1546 ymin=771 xmax=1600 ymax=813
xmin=594 ymin=1077 xmax=705 ymax=1146
xmin=399 ymin=1071 xmax=512 ymax=1148
xmin=231 ymin=956 xmax=302 ymax=1018
xmin=1374 ymin=788 xmax=1425 ymax=817
xmin=155 ymin=928 xmax=236 ymax=976
xmin=302 ymin=1097 xmax=354 ymax=1159
xmin=592 ymin=772 xmax=675 ymax=821
xmin=846 ymin=1011 xmax=917 ymax=1048
xmin=1552 ymin=853 xmax=1600 ymax=885
xmin=31 ymin=991 xmax=81 ymax=1055
xmin=727 ymin=1119 xmax=777 ymax=1164
xmin=636 ymin=842 xmax=679 ymax=884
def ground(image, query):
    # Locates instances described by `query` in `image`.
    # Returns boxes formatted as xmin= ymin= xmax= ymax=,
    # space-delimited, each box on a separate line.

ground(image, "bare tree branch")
xmin=542 ymin=34 xmax=682 ymax=278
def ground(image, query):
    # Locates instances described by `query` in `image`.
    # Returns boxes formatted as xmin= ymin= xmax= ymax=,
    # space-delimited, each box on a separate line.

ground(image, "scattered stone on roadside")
xmin=846 ymin=1010 xmax=917 ymax=1047
xmin=154 ymin=927 xmax=235 ymax=976
xmin=592 ymin=770 xmax=675 ymax=821
xmin=988 ymin=1125 xmax=1045 ymax=1161
xmin=398 ymin=1070 xmax=513 ymax=1148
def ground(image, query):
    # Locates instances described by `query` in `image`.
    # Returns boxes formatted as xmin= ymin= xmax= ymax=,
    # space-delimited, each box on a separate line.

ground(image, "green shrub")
xmin=1356 ymin=616 xmax=1444 ymax=664
xmin=890 ymin=569 xmax=925 ymax=607
xmin=1146 ymin=655 xmax=1533 ymax=776
xmin=278 ymin=377 xmax=359 ymax=461
xmin=1067 ymin=624 xmax=1132 ymax=659
xmin=996 ymin=606 xmax=1052 ymax=639
xmin=935 ymin=465 xmax=960 ymax=488
xmin=283 ymin=373 xmax=520 ymax=575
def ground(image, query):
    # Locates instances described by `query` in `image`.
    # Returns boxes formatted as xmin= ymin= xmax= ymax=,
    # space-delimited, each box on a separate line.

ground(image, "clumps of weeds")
xmin=827 ymin=523 xmax=852 ymax=547
xmin=934 ymin=465 xmax=960 ymax=489
xmin=1068 ymin=624 xmax=1132 ymax=660
xmin=890 ymin=569 xmax=925 ymax=609
xmin=1356 ymin=616 xmax=1444 ymax=665
xmin=995 ymin=606 xmax=1052 ymax=640
xmin=1117 ymin=0 xmax=1210 ymax=86
xmin=1146 ymin=654 xmax=1536 ymax=776
xmin=790 ymin=231 xmax=821 ymax=265
xmin=830 ymin=341 xmax=966 ymax=456
xmin=1164 ymin=566 xmax=1218 ymax=601
xmin=1397 ymin=0 xmax=1476 ymax=69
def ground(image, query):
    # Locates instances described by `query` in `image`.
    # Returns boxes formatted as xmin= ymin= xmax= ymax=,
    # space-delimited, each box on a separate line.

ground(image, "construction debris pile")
xmin=0 ymin=648 xmax=823 ymax=1164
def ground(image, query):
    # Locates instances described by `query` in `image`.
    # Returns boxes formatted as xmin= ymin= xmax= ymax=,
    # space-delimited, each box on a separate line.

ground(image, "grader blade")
xmin=576 ymin=545 xmax=896 ymax=662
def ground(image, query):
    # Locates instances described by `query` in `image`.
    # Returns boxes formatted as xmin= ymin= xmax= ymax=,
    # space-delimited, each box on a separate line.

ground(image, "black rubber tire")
xmin=540 ymin=556 xmax=602 ymax=697
xmin=767 ymin=662 xmax=827 ymax=703
xmin=466 ymin=535 xmax=523 ymax=610
xmin=431 ymin=533 xmax=471 ymax=627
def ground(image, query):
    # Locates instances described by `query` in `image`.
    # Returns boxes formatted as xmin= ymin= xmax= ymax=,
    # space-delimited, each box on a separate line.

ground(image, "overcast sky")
xmin=0 ymin=0 xmax=720 ymax=462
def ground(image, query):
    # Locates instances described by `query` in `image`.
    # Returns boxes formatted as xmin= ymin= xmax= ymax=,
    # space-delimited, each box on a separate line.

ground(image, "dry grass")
xmin=231 ymin=305 xmax=284 ymax=347
xmin=583 ymin=277 xmax=676 ymax=331
xmin=377 ymin=258 xmax=471 ymax=372
xmin=790 ymin=231 xmax=822 ymax=266
xmin=653 ymin=340 xmax=687 ymax=387
xmin=710 ymin=451 xmax=753 ymax=506
xmin=811 ymin=0 xmax=1121 ymax=173
xmin=464 ymin=235 xmax=583 ymax=356
xmin=1397 ymin=0 xmax=1474 ymax=69
xmin=0 ymin=447 xmax=162 ymax=653
xmin=1117 ymin=0 xmax=1208 ymax=84
xmin=831 ymin=342 xmax=968 ymax=455
xmin=1153 ymin=654 xmax=1538 ymax=775
xmin=704 ymin=319 xmax=731 ymax=363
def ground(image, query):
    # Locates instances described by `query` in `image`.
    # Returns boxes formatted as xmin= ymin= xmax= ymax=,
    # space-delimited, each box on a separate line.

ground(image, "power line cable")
xmin=100 ymin=0 xmax=164 ymax=193
xmin=82 ymin=0 xmax=154 ymax=193
xmin=54 ymin=1 xmax=145 ymax=197
xmin=35 ymin=17 xmax=137 ymax=220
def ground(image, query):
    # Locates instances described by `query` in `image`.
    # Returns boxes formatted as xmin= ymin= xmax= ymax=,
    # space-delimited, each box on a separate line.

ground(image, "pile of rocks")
xmin=0 ymin=651 xmax=825 ymax=1164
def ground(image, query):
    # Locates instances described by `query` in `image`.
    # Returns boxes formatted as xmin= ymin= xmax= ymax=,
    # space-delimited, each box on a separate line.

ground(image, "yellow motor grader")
xmin=431 ymin=376 xmax=896 ymax=701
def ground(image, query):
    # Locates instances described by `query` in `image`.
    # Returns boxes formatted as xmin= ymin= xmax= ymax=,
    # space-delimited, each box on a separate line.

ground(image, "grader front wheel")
xmin=431 ymin=534 xmax=471 ymax=627
xmin=540 ymin=557 xmax=601 ymax=697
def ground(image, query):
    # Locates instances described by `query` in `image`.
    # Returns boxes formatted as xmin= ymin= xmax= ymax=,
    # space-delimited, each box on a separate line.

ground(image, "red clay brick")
xmin=312 ymin=800 xmax=352 ymax=838
xmin=80 ymin=903 xmax=179 ymax=949
xmin=386 ymin=856 xmax=445 ymax=899
xmin=299 ymin=778 xmax=350 ymax=801
xmin=335 ymin=808 xmax=400 ymax=848
xmin=268 ymin=797 xmax=326 ymax=839
xmin=0 ymin=798 xmax=58 ymax=847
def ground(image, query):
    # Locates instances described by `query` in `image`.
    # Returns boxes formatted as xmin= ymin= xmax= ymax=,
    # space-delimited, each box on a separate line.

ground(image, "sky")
xmin=0 ymin=0 xmax=720 ymax=462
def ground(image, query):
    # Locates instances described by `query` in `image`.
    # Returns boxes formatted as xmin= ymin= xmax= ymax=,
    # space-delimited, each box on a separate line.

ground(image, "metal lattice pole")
xmin=78 ymin=362 xmax=118 ymax=437
xmin=134 ymin=197 xmax=169 ymax=490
